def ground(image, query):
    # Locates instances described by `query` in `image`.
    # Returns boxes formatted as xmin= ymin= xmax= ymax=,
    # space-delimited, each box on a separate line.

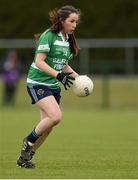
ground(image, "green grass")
xmin=0 ymin=108 xmax=138 ymax=178
xmin=0 ymin=77 xmax=138 ymax=178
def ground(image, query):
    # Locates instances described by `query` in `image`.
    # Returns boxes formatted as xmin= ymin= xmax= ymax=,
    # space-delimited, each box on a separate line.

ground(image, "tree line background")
xmin=0 ymin=0 xmax=138 ymax=74
xmin=0 ymin=0 xmax=138 ymax=38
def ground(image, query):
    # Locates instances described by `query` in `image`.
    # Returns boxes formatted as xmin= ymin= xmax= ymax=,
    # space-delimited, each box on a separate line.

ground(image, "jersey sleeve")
xmin=36 ymin=32 xmax=53 ymax=54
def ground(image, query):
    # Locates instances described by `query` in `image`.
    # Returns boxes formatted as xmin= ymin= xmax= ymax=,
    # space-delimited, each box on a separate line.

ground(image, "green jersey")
xmin=27 ymin=31 xmax=73 ymax=89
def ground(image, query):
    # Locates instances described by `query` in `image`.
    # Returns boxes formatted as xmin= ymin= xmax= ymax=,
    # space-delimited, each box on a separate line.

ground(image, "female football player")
xmin=17 ymin=5 xmax=81 ymax=168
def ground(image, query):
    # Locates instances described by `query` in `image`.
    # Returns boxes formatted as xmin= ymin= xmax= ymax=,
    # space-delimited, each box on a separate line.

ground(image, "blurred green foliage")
xmin=0 ymin=0 xmax=138 ymax=38
xmin=0 ymin=0 xmax=138 ymax=75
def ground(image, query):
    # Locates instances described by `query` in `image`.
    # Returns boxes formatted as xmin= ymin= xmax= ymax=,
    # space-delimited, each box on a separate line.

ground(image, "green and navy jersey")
xmin=27 ymin=30 xmax=73 ymax=89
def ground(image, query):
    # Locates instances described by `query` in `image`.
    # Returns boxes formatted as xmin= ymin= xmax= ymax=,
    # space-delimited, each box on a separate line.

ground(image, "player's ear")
xmin=60 ymin=17 xmax=65 ymax=24
xmin=60 ymin=20 xmax=64 ymax=25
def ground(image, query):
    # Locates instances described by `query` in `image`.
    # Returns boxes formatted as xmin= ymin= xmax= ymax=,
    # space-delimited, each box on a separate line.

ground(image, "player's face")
xmin=61 ymin=13 xmax=79 ymax=34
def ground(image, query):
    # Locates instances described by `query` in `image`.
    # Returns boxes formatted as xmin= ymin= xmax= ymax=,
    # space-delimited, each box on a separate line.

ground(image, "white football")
xmin=72 ymin=75 xmax=94 ymax=97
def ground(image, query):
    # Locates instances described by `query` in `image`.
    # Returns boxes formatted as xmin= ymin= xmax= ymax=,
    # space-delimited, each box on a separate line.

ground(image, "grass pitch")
xmin=0 ymin=108 xmax=138 ymax=178
xmin=0 ymin=77 xmax=138 ymax=178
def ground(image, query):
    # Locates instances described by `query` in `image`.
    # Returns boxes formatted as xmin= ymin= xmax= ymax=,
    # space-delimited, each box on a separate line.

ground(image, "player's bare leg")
xmin=32 ymin=109 xmax=53 ymax=151
xmin=17 ymin=96 xmax=62 ymax=168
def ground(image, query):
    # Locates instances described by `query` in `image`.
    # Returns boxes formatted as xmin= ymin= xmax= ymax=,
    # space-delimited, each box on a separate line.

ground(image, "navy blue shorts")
xmin=27 ymin=85 xmax=61 ymax=104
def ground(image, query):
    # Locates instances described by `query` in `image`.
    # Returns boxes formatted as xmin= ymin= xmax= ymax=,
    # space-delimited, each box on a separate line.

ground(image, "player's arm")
xmin=35 ymin=53 xmax=75 ymax=90
xmin=62 ymin=64 xmax=79 ymax=78
xmin=35 ymin=53 xmax=58 ymax=77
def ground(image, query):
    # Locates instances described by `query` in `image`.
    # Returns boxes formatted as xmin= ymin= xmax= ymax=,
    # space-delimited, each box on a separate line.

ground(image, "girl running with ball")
xmin=17 ymin=5 xmax=81 ymax=168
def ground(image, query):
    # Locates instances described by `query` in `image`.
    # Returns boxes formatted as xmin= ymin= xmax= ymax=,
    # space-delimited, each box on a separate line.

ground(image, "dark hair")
xmin=34 ymin=5 xmax=81 ymax=57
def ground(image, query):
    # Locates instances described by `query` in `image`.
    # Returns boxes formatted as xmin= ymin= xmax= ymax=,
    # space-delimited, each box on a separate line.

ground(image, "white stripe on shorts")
xmin=30 ymin=87 xmax=38 ymax=102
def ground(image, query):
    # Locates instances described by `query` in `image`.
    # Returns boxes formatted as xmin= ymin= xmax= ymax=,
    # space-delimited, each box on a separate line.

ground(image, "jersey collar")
xmin=58 ymin=32 xmax=69 ymax=42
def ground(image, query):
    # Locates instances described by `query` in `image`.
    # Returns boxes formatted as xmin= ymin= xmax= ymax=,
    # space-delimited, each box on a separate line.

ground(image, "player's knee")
xmin=52 ymin=111 xmax=62 ymax=126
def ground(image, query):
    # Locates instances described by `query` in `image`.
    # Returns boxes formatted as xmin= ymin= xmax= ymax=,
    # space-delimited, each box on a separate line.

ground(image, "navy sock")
xmin=26 ymin=128 xmax=41 ymax=144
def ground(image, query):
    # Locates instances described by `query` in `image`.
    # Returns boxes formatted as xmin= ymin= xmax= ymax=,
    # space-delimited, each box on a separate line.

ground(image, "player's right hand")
xmin=56 ymin=72 xmax=75 ymax=90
